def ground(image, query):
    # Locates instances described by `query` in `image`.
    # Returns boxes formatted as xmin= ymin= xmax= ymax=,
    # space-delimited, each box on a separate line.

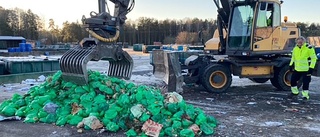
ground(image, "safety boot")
xmin=301 ymin=90 xmax=310 ymax=104
xmin=287 ymin=86 xmax=299 ymax=100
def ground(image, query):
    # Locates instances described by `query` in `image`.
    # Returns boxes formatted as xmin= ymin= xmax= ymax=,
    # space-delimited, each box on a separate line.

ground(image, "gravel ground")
xmin=1 ymin=49 xmax=320 ymax=137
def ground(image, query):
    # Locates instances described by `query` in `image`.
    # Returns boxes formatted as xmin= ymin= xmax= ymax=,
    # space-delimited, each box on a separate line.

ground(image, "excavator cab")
xmin=151 ymin=0 xmax=301 ymax=93
xmin=223 ymin=0 xmax=298 ymax=56
xmin=60 ymin=0 xmax=135 ymax=85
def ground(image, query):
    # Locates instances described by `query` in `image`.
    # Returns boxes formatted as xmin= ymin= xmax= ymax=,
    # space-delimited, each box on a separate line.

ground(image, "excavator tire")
xmin=201 ymin=64 xmax=232 ymax=93
xmin=271 ymin=65 xmax=301 ymax=91
xmin=249 ymin=78 xmax=269 ymax=83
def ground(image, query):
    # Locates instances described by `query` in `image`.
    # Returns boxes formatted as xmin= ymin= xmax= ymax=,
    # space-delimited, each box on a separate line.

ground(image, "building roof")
xmin=0 ymin=36 xmax=26 ymax=41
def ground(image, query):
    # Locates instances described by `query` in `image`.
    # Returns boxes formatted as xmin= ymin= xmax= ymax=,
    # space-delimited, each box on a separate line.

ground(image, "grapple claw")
xmin=60 ymin=38 xmax=133 ymax=85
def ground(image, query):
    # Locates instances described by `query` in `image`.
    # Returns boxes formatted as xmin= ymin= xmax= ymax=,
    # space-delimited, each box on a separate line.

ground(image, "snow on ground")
xmin=0 ymin=48 xmax=281 ymax=93
xmin=0 ymin=51 xmax=161 ymax=93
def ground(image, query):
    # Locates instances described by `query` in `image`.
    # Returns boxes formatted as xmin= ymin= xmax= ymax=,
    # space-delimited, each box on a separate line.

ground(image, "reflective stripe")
xmin=295 ymin=65 xmax=309 ymax=71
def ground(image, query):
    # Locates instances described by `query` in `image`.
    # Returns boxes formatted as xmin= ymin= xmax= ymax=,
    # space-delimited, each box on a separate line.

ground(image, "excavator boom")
xmin=60 ymin=0 xmax=135 ymax=85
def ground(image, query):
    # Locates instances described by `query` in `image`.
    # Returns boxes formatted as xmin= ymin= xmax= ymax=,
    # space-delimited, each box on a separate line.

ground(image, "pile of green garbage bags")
xmin=0 ymin=70 xmax=217 ymax=137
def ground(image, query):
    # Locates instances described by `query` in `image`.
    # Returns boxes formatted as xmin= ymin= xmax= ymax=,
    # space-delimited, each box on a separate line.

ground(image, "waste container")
xmin=19 ymin=43 xmax=26 ymax=52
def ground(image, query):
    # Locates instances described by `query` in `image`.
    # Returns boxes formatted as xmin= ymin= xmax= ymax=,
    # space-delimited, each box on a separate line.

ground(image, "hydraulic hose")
xmin=87 ymin=26 xmax=120 ymax=43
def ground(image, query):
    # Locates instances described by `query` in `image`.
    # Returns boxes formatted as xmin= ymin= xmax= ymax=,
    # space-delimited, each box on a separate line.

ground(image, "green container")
xmin=175 ymin=51 xmax=203 ymax=64
xmin=5 ymin=59 xmax=60 ymax=74
xmin=0 ymin=61 xmax=5 ymax=75
xmin=143 ymin=45 xmax=161 ymax=53
xmin=133 ymin=44 xmax=143 ymax=51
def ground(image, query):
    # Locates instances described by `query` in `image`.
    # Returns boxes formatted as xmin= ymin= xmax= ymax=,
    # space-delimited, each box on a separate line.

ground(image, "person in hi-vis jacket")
xmin=289 ymin=36 xmax=318 ymax=101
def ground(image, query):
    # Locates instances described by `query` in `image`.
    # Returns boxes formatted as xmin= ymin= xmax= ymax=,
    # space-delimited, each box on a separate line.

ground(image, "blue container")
xmin=15 ymin=47 xmax=21 ymax=52
xmin=44 ymin=52 xmax=49 ymax=56
xmin=19 ymin=43 xmax=26 ymax=52
xmin=26 ymin=44 xmax=32 ymax=52
xmin=177 ymin=46 xmax=184 ymax=51
xmin=8 ymin=48 xmax=15 ymax=52
xmin=315 ymin=47 xmax=320 ymax=54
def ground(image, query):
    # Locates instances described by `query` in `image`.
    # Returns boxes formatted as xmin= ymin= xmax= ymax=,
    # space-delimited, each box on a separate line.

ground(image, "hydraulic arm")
xmin=60 ymin=0 xmax=135 ymax=85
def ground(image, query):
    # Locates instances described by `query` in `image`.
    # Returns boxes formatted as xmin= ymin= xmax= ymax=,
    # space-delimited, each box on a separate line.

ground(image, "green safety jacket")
xmin=290 ymin=43 xmax=318 ymax=72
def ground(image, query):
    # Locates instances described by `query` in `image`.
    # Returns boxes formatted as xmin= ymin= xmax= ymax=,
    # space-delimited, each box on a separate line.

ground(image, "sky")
xmin=0 ymin=0 xmax=319 ymax=28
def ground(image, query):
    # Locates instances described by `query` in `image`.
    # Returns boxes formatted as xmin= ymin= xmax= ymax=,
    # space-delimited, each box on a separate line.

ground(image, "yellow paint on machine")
xmin=241 ymin=66 xmax=272 ymax=75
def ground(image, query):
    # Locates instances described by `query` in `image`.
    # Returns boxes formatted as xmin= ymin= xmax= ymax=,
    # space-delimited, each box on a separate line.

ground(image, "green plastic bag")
xmin=125 ymin=129 xmax=137 ymax=137
xmin=182 ymin=119 xmax=193 ymax=128
xmin=89 ymin=112 xmax=100 ymax=117
xmin=167 ymin=103 xmax=179 ymax=113
xmin=82 ymin=85 xmax=90 ymax=92
xmin=68 ymin=115 xmax=83 ymax=126
xmin=11 ymin=94 xmax=22 ymax=102
xmin=207 ymin=115 xmax=218 ymax=128
xmin=179 ymin=129 xmax=195 ymax=137
xmin=102 ymin=117 xmax=111 ymax=126
xmin=172 ymin=111 xmax=184 ymax=121
xmin=37 ymin=110 xmax=49 ymax=118
xmin=29 ymin=100 xmax=42 ymax=110
xmin=90 ymin=81 xmax=102 ymax=89
xmin=110 ymin=77 xmax=121 ymax=84
xmin=195 ymin=113 xmax=207 ymax=125
xmin=76 ymin=109 xmax=88 ymax=117
xmin=172 ymin=121 xmax=182 ymax=130
xmin=62 ymin=82 xmax=74 ymax=89
xmin=160 ymin=118 xmax=172 ymax=128
xmin=80 ymin=94 xmax=94 ymax=102
xmin=70 ymin=94 xmax=81 ymax=100
xmin=164 ymin=127 xmax=178 ymax=137
xmin=126 ymin=83 xmax=135 ymax=90
xmin=135 ymin=90 xmax=144 ymax=101
xmin=200 ymin=123 xmax=214 ymax=135
xmin=99 ymin=85 xmax=114 ymax=95
xmin=106 ymin=122 xmax=119 ymax=132
xmin=185 ymin=105 xmax=196 ymax=120
xmin=14 ymin=99 xmax=26 ymax=107
xmin=1 ymin=105 xmax=17 ymax=116
xmin=47 ymin=89 xmax=57 ymax=99
xmin=0 ymin=100 xmax=11 ymax=111
xmin=24 ymin=113 xmax=38 ymax=123
xmin=57 ymin=106 xmax=71 ymax=116
xmin=161 ymin=109 xmax=173 ymax=117
xmin=56 ymin=116 xmax=68 ymax=126
xmin=139 ymin=113 xmax=150 ymax=122
xmin=93 ymin=94 xmax=107 ymax=104
xmin=35 ymin=95 xmax=51 ymax=105
xmin=75 ymin=86 xmax=87 ymax=94
xmin=15 ymin=106 xmax=27 ymax=117
xmin=147 ymin=104 xmax=161 ymax=115
xmin=117 ymin=94 xmax=130 ymax=106
xmin=118 ymin=118 xmax=128 ymax=130
xmin=104 ymin=109 xmax=118 ymax=120
xmin=40 ymin=114 xmax=57 ymax=123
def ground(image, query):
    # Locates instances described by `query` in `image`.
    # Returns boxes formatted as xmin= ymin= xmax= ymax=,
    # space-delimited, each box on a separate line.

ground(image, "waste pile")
xmin=0 ymin=70 xmax=217 ymax=137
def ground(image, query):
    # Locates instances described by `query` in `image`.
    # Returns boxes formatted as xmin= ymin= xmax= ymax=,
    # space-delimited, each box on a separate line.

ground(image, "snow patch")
xmin=129 ymin=75 xmax=163 ymax=86
xmin=262 ymin=121 xmax=284 ymax=127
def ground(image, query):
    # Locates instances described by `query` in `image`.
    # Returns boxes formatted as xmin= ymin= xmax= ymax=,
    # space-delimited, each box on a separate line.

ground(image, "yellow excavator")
xmin=151 ymin=0 xmax=320 ymax=93
xmin=59 ymin=0 xmax=319 ymax=94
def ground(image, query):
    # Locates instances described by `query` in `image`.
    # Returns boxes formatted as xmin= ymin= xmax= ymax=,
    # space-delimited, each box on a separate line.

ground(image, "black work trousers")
xmin=291 ymin=71 xmax=311 ymax=90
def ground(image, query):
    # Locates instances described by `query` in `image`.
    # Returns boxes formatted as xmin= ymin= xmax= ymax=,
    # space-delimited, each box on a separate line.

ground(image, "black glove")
xmin=289 ymin=65 xmax=294 ymax=72
xmin=308 ymin=68 xmax=314 ymax=75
